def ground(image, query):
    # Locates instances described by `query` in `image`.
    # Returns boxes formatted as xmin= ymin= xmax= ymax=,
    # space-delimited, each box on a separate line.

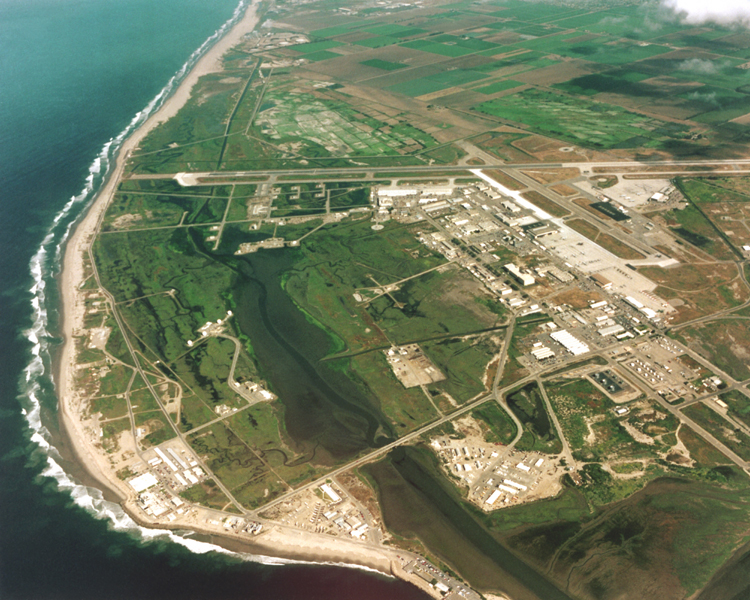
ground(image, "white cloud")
xmin=661 ymin=0 xmax=750 ymax=26
xmin=686 ymin=91 xmax=720 ymax=106
xmin=677 ymin=58 xmax=719 ymax=74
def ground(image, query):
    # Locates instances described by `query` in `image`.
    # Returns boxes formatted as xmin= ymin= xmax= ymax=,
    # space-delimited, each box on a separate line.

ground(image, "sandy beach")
xmin=52 ymin=2 xmax=441 ymax=595
xmin=56 ymin=0 xmax=263 ymax=506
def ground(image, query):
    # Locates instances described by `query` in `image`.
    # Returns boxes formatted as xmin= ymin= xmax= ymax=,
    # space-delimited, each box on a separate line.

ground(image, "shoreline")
xmin=55 ymin=0 xmax=264 ymax=513
xmin=51 ymin=2 xmax=439 ymax=596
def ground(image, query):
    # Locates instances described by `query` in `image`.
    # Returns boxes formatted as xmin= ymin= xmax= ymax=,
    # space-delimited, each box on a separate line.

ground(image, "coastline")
xmin=51 ymin=2 xmax=439 ymax=596
xmin=56 ymin=0 xmax=263 ymax=511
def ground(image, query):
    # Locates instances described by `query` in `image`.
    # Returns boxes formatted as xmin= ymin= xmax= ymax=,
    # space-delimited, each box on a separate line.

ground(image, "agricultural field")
xmin=116 ymin=0 xmax=750 ymax=178
xmin=81 ymin=1 xmax=750 ymax=599
xmin=256 ymin=88 xmax=438 ymax=157
xmin=475 ymin=89 xmax=683 ymax=150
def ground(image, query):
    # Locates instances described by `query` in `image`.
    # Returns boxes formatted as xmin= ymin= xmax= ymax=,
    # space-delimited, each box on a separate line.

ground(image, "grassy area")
xmin=95 ymin=0 xmax=750 ymax=530
xmin=662 ymin=201 xmax=737 ymax=261
xmin=475 ymin=80 xmax=525 ymax=95
xmin=471 ymin=402 xmax=517 ymax=445
xmin=640 ymin=264 xmax=747 ymax=323
xmin=188 ymin=422 xmax=268 ymax=491
xmin=682 ymin=403 xmax=750 ymax=461
xmin=232 ymin=472 xmax=288 ymax=509
xmin=424 ymin=335 xmax=501 ymax=403
xmin=521 ymin=191 xmax=569 ymax=217
xmin=134 ymin=410 xmax=177 ymax=447
xmin=546 ymin=378 xmax=677 ymax=463
xmin=475 ymin=89 xmax=679 ymax=150
xmin=565 ymin=218 xmax=644 ymax=259
xmin=680 ymin=320 xmax=750 ymax=381
xmin=484 ymin=170 xmax=525 ymax=191
xmin=180 ymin=479 xmax=233 ymax=511
xmin=89 ymin=393 xmax=130 ymax=421
xmin=227 ymin=402 xmax=319 ymax=486
xmin=506 ymin=382 xmax=561 ymax=454
xmin=678 ymin=424 xmax=730 ymax=466
xmin=345 ymin=351 xmax=440 ymax=433
xmin=361 ymin=58 xmax=406 ymax=70
xmin=256 ymin=89 xmax=437 ymax=158
xmin=719 ymin=389 xmax=750 ymax=429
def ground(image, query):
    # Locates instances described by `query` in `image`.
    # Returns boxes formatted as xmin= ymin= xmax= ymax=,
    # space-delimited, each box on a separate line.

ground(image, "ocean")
xmin=0 ymin=1 xmax=428 ymax=598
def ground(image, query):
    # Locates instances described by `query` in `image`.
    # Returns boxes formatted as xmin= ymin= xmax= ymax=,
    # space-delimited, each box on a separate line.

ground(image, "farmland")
xmin=71 ymin=1 xmax=750 ymax=600
xmin=126 ymin=0 xmax=750 ymax=176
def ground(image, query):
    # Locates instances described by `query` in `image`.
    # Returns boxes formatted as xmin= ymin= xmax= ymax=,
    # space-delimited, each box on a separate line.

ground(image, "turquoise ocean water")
xmin=0 ymin=1 xmax=428 ymax=598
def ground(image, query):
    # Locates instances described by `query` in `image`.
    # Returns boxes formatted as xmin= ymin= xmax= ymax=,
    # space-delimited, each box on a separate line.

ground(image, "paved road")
xmin=126 ymin=157 xmax=750 ymax=183
xmin=536 ymin=377 xmax=575 ymax=468
xmin=252 ymin=328 xmax=640 ymax=515
xmin=83 ymin=152 xmax=247 ymax=513
xmin=254 ymin=319 xmax=520 ymax=514
xmin=606 ymin=347 xmax=750 ymax=471
xmin=505 ymin=167 xmax=658 ymax=258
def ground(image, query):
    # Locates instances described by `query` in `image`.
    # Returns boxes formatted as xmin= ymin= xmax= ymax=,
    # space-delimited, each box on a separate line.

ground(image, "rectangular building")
xmin=550 ymin=330 xmax=590 ymax=355
xmin=591 ymin=273 xmax=612 ymax=290
xmin=504 ymin=263 xmax=535 ymax=286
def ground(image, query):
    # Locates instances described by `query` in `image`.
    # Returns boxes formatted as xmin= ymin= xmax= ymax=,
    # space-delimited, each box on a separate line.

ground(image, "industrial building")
xmin=504 ymin=263 xmax=535 ymax=286
xmin=591 ymin=273 xmax=612 ymax=290
xmin=526 ymin=222 xmax=560 ymax=239
xmin=550 ymin=329 xmax=589 ymax=355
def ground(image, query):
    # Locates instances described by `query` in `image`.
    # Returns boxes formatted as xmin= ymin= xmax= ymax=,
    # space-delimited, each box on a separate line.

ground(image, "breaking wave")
xmin=11 ymin=0 xmax=388 ymax=575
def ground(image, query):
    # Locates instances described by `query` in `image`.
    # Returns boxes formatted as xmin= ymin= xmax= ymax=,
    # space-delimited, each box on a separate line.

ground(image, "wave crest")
xmin=12 ymin=0 xmax=377 ymax=573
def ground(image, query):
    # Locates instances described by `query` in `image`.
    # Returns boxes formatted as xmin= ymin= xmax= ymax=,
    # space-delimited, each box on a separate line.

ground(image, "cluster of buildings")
xmin=123 ymin=439 xmax=215 ymax=523
xmin=375 ymin=180 xmax=673 ymax=328
xmin=403 ymin=556 xmax=480 ymax=599
xmin=612 ymin=338 xmax=722 ymax=404
xmin=264 ymin=480 xmax=380 ymax=542
xmin=384 ymin=344 xmax=445 ymax=388
xmin=245 ymin=32 xmax=310 ymax=51
xmin=432 ymin=436 xmax=561 ymax=511
xmin=221 ymin=516 xmax=263 ymax=535
xmin=146 ymin=442 xmax=208 ymax=491
xmin=315 ymin=482 xmax=372 ymax=540
xmin=518 ymin=292 xmax=675 ymax=371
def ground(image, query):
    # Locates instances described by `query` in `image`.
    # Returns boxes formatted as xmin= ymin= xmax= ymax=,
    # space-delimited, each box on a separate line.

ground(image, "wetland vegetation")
xmin=83 ymin=0 xmax=750 ymax=597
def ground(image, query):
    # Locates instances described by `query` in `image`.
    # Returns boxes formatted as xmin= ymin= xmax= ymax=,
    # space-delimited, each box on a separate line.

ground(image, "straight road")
xmin=253 ymin=330 xmax=638 ymax=515
xmin=126 ymin=156 xmax=750 ymax=183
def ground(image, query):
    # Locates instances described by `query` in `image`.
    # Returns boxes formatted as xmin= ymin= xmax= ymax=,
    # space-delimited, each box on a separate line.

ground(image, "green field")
xmin=471 ymin=402 xmax=517 ymax=445
xmin=361 ymin=58 xmax=405 ymax=71
xmin=475 ymin=89 xmax=679 ymax=150
xmin=506 ymin=382 xmax=561 ymax=454
xmin=79 ymin=0 xmax=750 ymax=595
xmin=719 ymin=389 xmax=750 ymax=429
xmin=475 ymin=80 xmax=525 ymax=95
xmin=423 ymin=334 xmax=501 ymax=403
xmin=683 ymin=403 xmax=750 ymax=461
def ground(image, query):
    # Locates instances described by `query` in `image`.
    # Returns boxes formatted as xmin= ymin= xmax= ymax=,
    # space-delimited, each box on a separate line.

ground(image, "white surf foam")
xmin=14 ymin=0 xmax=382 ymax=574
